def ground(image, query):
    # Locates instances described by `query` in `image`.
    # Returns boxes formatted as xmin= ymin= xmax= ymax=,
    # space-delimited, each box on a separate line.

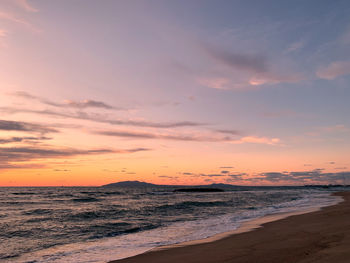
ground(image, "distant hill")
xmin=101 ymin=181 xmax=242 ymax=190
xmin=101 ymin=181 xmax=346 ymax=190
xmin=102 ymin=181 xmax=157 ymax=187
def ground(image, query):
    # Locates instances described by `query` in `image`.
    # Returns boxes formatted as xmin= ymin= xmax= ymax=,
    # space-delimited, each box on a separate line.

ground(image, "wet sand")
xmin=110 ymin=191 xmax=350 ymax=263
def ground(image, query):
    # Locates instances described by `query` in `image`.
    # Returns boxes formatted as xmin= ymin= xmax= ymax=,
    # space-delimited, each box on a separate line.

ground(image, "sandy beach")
xmin=111 ymin=191 xmax=350 ymax=263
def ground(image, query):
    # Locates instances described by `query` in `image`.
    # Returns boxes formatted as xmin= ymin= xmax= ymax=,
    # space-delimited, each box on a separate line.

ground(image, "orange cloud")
xmin=230 ymin=136 xmax=281 ymax=145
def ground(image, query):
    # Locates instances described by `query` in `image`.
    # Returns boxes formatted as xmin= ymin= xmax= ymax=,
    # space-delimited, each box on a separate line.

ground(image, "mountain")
xmin=102 ymin=181 xmax=157 ymax=187
xmin=101 ymin=181 xmax=242 ymax=190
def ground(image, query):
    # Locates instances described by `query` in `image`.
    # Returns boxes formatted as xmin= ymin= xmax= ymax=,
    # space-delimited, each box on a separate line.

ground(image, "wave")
xmin=71 ymin=197 xmax=101 ymax=202
xmin=156 ymin=200 xmax=229 ymax=210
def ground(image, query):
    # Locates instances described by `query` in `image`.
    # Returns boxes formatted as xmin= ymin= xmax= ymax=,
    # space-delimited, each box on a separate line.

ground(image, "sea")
xmin=0 ymin=186 xmax=344 ymax=263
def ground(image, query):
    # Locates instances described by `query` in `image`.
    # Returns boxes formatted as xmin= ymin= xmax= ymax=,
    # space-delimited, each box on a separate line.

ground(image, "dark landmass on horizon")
xmin=102 ymin=180 xmax=350 ymax=190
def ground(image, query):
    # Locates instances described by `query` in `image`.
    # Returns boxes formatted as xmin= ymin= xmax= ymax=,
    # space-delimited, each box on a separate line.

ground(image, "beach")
xmin=111 ymin=191 xmax=350 ymax=263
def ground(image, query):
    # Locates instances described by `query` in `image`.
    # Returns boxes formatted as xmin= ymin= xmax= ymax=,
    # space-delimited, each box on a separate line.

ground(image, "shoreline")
xmin=152 ymin=207 xmax=328 ymax=250
xmin=110 ymin=191 xmax=350 ymax=263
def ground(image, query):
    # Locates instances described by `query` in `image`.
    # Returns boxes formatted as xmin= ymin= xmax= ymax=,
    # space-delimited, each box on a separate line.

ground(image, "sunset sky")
xmin=0 ymin=0 xmax=350 ymax=186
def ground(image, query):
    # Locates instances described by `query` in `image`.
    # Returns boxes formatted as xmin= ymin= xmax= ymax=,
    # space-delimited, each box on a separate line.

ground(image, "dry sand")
xmin=110 ymin=191 xmax=350 ymax=263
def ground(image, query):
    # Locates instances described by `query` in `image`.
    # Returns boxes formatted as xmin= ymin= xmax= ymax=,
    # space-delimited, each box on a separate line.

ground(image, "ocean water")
xmin=0 ymin=186 xmax=342 ymax=263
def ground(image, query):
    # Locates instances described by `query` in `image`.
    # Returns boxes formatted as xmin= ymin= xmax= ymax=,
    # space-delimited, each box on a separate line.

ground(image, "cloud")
xmin=200 ymin=173 xmax=225 ymax=177
xmin=316 ymin=61 xmax=350 ymax=80
xmin=0 ymin=120 xmax=58 ymax=134
xmin=227 ymin=173 xmax=247 ymax=178
xmin=221 ymin=170 xmax=230 ymax=174
xmin=63 ymin=100 xmax=115 ymax=110
xmin=11 ymin=91 xmax=120 ymax=110
xmin=253 ymin=169 xmax=350 ymax=184
xmin=335 ymin=167 xmax=347 ymax=170
xmin=182 ymin=172 xmax=193 ymax=175
xmin=198 ymin=77 xmax=231 ymax=90
xmin=0 ymin=106 xmax=204 ymax=129
xmin=0 ymin=137 xmax=23 ymax=144
xmin=198 ymin=73 xmax=302 ymax=90
xmin=15 ymin=0 xmax=38 ymax=12
xmin=53 ymin=169 xmax=70 ymax=172
xmin=0 ymin=136 xmax=51 ymax=144
xmin=199 ymin=172 xmax=247 ymax=179
xmin=0 ymin=110 xmax=281 ymax=145
xmin=0 ymin=11 xmax=40 ymax=33
xmin=216 ymin=129 xmax=242 ymax=136
xmin=0 ymin=146 xmax=150 ymax=170
xmin=0 ymin=163 xmax=45 ymax=169
xmin=220 ymin=166 xmax=234 ymax=169
xmin=95 ymin=129 xmax=230 ymax=142
xmin=205 ymin=45 xmax=268 ymax=73
xmin=248 ymin=73 xmax=302 ymax=86
xmin=0 ymin=29 xmax=7 ymax=37
xmin=198 ymin=43 xmax=303 ymax=90
xmin=231 ymin=136 xmax=281 ymax=145
xmin=95 ymin=129 xmax=282 ymax=145
xmin=321 ymin=124 xmax=349 ymax=133
xmin=159 ymin=175 xmax=178 ymax=179
xmin=284 ymin=40 xmax=304 ymax=54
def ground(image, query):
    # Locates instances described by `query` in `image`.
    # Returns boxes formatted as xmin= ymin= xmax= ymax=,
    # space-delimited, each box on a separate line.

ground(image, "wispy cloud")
xmin=14 ymin=0 xmax=38 ymax=12
xmin=0 ymin=106 xmax=205 ymax=129
xmin=0 ymin=137 xmax=24 ymax=144
xmin=95 ymin=129 xmax=230 ymax=142
xmin=11 ymin=91 xmax=120 ymax=110
xmin=284 ymin=40 xmax=304 ymax=54
xmin=159 ymin=175 xmax=178 ymax=179
xmin=248 ymin=73 xmax=302 ymax=86
xmin=0 ymin=136 xmax=50 ymax=144
xmin=0 ymin=10 xmax=40 ymax=33
xmin=95 ymin=129 xmax=281 ymax=145
xmin=53 ymin=169 xmax=71 ymax=172
xmin=0 ymin=28 xmax=7 ymax=37
xmin=252 ymin=169 xmax=350 ymax=184
xmin=204 ymin=44 xmax=268 ymax=73
xmin=231 ymin=136 xmax=281 ymax=145
xmin=216 ymin=129 xmax=242 ymax=136
xmin=0 ymin=119 xmax=58 ymax=134
xmin=0 ymin=146 xmax=150 ymax=170
xmin=197 ymin=77 xmax=231 ymax=90
xmin=316 ymin=61 xmax=350 ymax=80
xmin=199 ymin=43 xmax=303 ymax=89
xmin=0 ymin=163 xmax=45 ymax=170
xmin=198 ymin=172 xmax=247 ymax=179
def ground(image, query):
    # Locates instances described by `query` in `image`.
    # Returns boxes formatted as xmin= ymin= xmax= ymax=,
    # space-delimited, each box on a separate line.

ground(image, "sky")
xmin=0 ymin=0 xmax=350 ymax=186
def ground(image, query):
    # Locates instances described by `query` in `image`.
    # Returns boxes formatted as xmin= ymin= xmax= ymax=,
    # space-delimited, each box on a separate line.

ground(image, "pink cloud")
xmin=0 ymin=29 xmax=7 ymax=37
xmin=316 ymin=61 xmax=350 ymax=80
xmin=15 ymin=0 xmax=38 ymax=12
xmin=0 ymin=11 xmax=40 ymax=33
xmin=198 ymin=72 xmax=302 ymax=90
xmin=197 ymin=77 xmax=230 ymax=90
xmin=249 ymin=72 xmax=303 ymax=86
xmin=230 ymin=136 xmax=281 ymax=145
xmin=198 ymin=43 xmax=303 ymax=90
